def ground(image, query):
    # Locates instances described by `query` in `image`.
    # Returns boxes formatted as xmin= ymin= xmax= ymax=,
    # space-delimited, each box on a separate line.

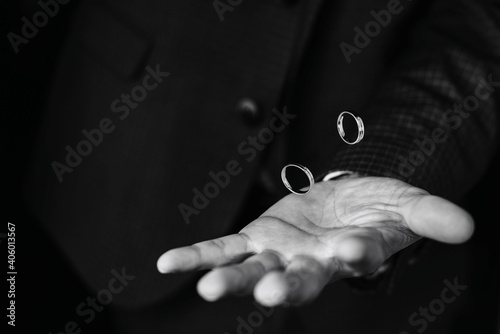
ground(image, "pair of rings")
xmin=281 ymin=111 xmax=364 ymax=195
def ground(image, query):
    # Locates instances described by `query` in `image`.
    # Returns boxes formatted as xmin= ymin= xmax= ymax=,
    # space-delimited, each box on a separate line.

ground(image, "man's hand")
xmin=157 ymin=176 xmax=474 ymax=306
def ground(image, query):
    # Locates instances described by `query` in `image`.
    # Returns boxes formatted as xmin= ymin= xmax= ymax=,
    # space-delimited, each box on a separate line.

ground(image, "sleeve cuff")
xmin=322 ymin=171 xmax=355 ymax=181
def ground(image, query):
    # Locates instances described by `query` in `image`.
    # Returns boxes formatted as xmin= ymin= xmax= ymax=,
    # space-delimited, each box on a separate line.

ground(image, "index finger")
xmin=157 ymin=233 xmax=254 ymax=273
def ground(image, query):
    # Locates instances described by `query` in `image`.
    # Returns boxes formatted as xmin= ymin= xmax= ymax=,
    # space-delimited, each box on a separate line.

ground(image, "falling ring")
xmin=337 ymin=111 xmax=365 ymax=145
xmin=281 ymin=163 xmax=315 ymax=195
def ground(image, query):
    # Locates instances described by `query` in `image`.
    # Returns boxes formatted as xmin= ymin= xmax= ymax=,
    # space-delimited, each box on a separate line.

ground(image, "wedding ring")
xmin=337 ymin=111 xmax=364 ymax=145
xmin=281 ymin=163 xmax=315 ymax=195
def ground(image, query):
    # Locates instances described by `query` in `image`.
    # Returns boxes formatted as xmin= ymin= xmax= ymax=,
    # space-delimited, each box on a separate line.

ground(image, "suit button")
xmin=236 ymin=98 xmax=262 ymax=126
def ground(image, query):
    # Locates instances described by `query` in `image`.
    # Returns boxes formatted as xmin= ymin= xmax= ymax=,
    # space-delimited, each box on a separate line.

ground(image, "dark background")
xmin=3 ymin=0 xmax=500 ymax=333
xmin=3 ymin=1 xmax=113 ymax=332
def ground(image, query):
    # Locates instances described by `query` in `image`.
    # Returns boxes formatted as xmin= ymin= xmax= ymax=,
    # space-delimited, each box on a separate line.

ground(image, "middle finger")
xmin=197 ymin=251 xmax=283 ymax=301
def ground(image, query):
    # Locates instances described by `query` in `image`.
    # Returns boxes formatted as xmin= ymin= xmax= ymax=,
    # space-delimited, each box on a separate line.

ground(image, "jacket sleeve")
xmin=326 ymin=0 xmax=500 ymax=201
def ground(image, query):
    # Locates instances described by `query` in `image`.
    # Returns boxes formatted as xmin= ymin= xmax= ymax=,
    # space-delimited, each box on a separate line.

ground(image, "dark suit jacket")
xmin=26 ymin=0 xmax=499 ymax=318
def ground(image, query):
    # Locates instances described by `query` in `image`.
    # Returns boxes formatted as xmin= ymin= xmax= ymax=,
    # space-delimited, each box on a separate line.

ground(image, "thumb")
xmin=402 ymin=194 xmax=474 ymax=244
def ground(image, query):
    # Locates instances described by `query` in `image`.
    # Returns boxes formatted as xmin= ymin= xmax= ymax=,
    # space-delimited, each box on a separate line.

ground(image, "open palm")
xmin=157 ymin=176 xmax=474 ymax=306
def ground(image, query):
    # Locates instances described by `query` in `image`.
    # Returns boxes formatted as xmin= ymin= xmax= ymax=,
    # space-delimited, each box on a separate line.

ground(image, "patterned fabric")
xmin=327 ymin=0 xmax=500 ymax=200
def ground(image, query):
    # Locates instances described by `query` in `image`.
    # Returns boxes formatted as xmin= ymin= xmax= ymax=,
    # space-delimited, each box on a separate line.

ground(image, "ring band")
xmin=337 ymin=111 xmax=365 ymax=145
xmin=281 ymin=163 xmax=315 ymax=195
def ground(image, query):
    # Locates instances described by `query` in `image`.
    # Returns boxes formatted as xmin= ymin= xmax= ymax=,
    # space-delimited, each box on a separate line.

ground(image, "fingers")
xmin=197 ymin=251 xmax=283 ymax=301
xmin=157 ymin=233 xmax=253 ymax=273
xmin=251 ymin=236 xmax=387 ymax=307
xmin=402 ymin=194 xmax=475 ymax=244
xmin=282 ymin=256 xmax=332 ymax=305
xmin=194 ymin=237 xmax=386 ymax=306
xmin=254 ymin=256 xmax=332 ymax=307
xmin=253 ymin=271 xmax=289 ymax=306
xmin=335 ymin=235 xmax=386 ymax=275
